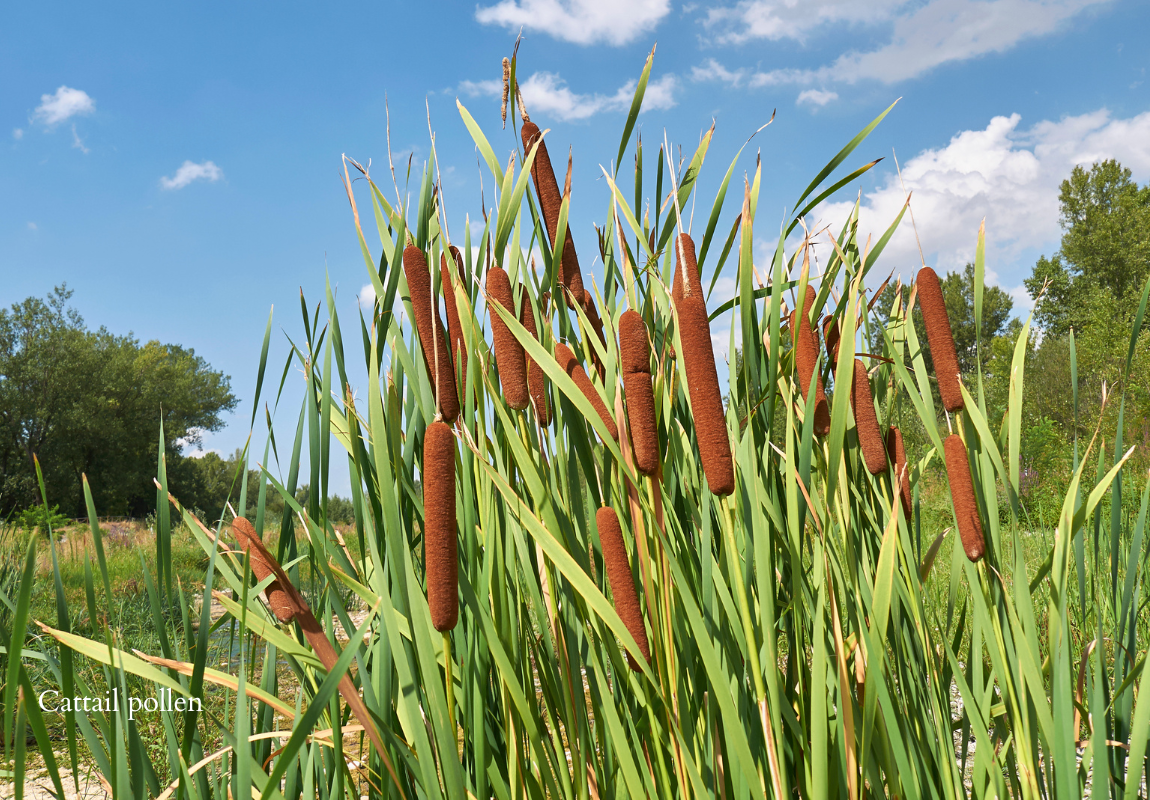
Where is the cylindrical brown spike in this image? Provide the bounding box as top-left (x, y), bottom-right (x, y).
top-left (424, 420), bottom-right (459, 631)
top-left (519, 289), bottom-right (552, 426)
top-left (886, 426), bottom-right (912, 521)
top-left (579, 289), bottom-right (608, 379)
top-left (554, 343), bottom-right (618, 441)
top-left (672, 232), bottom-right (703, 307)
top-left (487, 266), bottom-right (530, 410)
top-left (823, 315), bottom-right (841, 364)
top-left (595, 507), bottom-right (650, 669)
top-left (619, 309), bottom-right (658, 476)
top-left (675, 235), bottom-right (734, 496)
top-left (850, 360), bottom-right (887, 474)
top-left (791, 287), bottom-right (830, 436)
top-left (917, 267), bottom-right (964, 413)
top-left (944, 434), bottom-right (985, 562)
top-left (232, 517), bottom-right (297, 624)
top-left (404, 245), bottom-right (460, 422)
top-left (521, 121), bottom-right (584, 305)
top-left (440, 247), bottom-right (468, 396)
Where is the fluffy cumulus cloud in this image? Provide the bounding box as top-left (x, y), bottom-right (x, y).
top-left (699, 0), bottom-right (1107, 85)
top-left (160, 160), bottom-right (224, 190)
top-left (814, 108), bottom-right (1150, 308)
top-left (796, 89), bottom-right (838, 108)
top-left (33, 86), bottom-right (96, 126)
top-left (461, 71), bottom-right (676, 122)
top-left (475, 0), bottom-right (670, 46)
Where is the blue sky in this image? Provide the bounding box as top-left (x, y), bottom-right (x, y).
top-left (4, 0), bottom-right (1149, 496)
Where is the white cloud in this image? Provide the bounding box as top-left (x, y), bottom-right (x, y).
top-left (71, 124), bottom-right (89, 154)
top-left (27, 222), bottom-right (37, 231)
top-left (796, 89), bottom-right (838, 108)
top-left (815, 108), bottom-right (1150, 307)
top-left (359, 283), bottom-right (377, 311)
top-left (691, 58), bottom-right (748, 87)
top-left (475, 0), bottom-right (670, 46)
top-left (33, 86), bottom-right (95, 126)
top-left (13, 128), bottom-right (23, 140)
top-left (702, 0), bottom-right (1107, 84)
top-left (160, 160), bottom-right (223, 190)
top-left (462, 71), bottom-right (676, 122)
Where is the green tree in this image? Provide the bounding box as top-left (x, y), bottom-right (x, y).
top-left (0, 286), bottom-right (236, 516)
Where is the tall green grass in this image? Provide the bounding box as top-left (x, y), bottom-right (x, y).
top-left (3, 49), bottom-right (1150, 799)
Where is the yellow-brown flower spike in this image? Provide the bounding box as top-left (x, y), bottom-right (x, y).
top-left (619, 309), bottom-right (658, 476)
top-left (423, 420), bottom-right (458, 631)
top-left (917, 267), bottom-right (964, 413)
top-left (596, 507), bottom-right (650, 670)
top-left (944, 434), bottom-right (985, 562)
top-left (486, 266), bottom-right (530, 410)
top-left (404, 245), bottom-right (460, 422)
top-left (554, 342), bottom-right (618, 441)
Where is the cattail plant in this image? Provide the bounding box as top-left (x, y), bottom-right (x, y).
top-left (850, 359), bottom-right (887, 474)
top-left (791, 286), bottom-right (831, 436)
top-left (823, 315), bottom-right (840, 363)
top-left (944, 433), bottom-right (985, 561)
top-left (579, 288), bottom-right (608, 379)
top-left (618, 309), bottom-right (658, 475)
top-left (521, 120), bottom-right (584, 304)
top-left (674, 232), bottom-right (734, 496)
top-left (404, 244), bottom-right (460, 422)
top-left (886, 426), bottom-right (912, 521)
top-left (440, 246), bottom-right (468, 395)
top-left (487, 265), bottom-right (530, 410)
top-left (554, 342), bottom-right (618, 440)
top-left (595, 506), bottom-right (650, 669)
top-left (519, 289), bottom-right (552, 426)
top-left (424, 420), bottom-right (459, 631)
top-left (917, 266), bottom-right (964, 413)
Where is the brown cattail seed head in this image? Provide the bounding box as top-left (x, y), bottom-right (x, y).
top-left (519, 290), bottom-right (552, 426)
top-left (595, 507), bottom-right (650, 669)
top-left (232, 517), bottom-right (298, 624)
top-left (487, 266), bottom-right (530, 410)
top-left (554, 342), bottom-right (618, 440)
top-left (404, 245), bottom-right (460, 422)
top-left (672, 232), bottom-right (703, 305)
top-left (887, 426), bottom-right (912, 521)
top-left (791, 287), bottom-right (830, 436)
top-left (675, 237), bottom-right (734, 496)
top-left (823, 315), bottom-right (841, 364)
top-left (619, 309), bottom-right (658, 476)
top-left (944, 434), bottom-right (985, 562)
top-left (917, 267), bottom-right (964, 413)
top-left (424, 421), bottom-right (459, 631)
top-left (579, 289), bottom-right (608, 379)
top-left (521, 121), bottom-right (584, 304)
top-left (440, 247), bottom-right (468, 395)
top-left (850, 359), bottom-right (887, 474)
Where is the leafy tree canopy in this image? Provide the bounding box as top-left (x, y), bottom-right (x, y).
top-left (0, 285), bottom-right (236, 517)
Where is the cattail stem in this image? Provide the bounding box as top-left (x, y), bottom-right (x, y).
top-left (487, 266), bottom-right (530, 410)
top-left (675, 233), bottom-right (734, 496)
top-left (424, 420), bottom-right (459, 630)
top-left (619, 309), bottom-right (658, 476)
top-left (944, 433), bottom-right (985, 561)
top-left (443, 631), bottom-right (456, 731)
top-left (554, 343), bottom-right (618, 440)
top-left (917, 267), bottom-right (965, 412)
top-left (596, 507), bottom-right (650, 669)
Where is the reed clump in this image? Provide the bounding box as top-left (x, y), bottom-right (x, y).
top-left (619, 309), bottom-right (658, 476)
